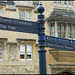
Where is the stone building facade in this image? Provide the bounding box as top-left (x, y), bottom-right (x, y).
top-left (0, 1), bottom-right (39, 74)
top-left (0, 1), bottom-right (75, 74)
top-left (43, 1), bottom-right (75, 74)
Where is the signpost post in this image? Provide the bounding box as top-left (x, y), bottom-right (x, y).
top-left (37, 3), bottom-right (47, 74)
top-left (37, 3), bottom-right (75, 74)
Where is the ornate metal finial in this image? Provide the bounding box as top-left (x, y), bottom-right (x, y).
top-left (37, 2), bottom-right (45, 13)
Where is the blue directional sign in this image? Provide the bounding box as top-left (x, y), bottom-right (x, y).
top-left (0, 17), bottom-right (38, 34)
top-left (45, 36), bottom-right (75, 45)
top-left (45, 41), bottom-right (74, 51)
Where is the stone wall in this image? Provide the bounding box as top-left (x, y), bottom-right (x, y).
top-left (0, 39), bottom-right (39, 74)
top-left (49, 64), bottom-right (75, 74)
top-left (0, 65), bottom-right (39, 74)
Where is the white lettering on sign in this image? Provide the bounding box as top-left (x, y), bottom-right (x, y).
top-left (46, 36), bottom-right (75, 45)
top-left (8, 26), bottom-right (16, 30)
top-left (55, 44), bottom-right (64, 48)
top-left (65, 46), bottom-right (73, 50)
top-left (0, 17), bottom-right (12, 23)
top-left (46, 42), bottom-right (54, 47)
top-left (47, 37), bottom-right (57, 41)
top-left (58, 38), bottom-right (70, 43)
top-left (0, 24), bottom-right (6, 29)
top-left (45, 42), bottom-right (74, 51)
top-left (70, 41), bottom-right (75, 45)
top-left (0, 24), bottom-right (16, 30)
top-left (13, 20), bottom-right (32, 25)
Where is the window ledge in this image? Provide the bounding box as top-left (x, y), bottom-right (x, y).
top-left (68, 5), bottom-right (73, 8)
top-left (58, 5), bottom-right (63, 7)
top-left (54, 4), bottom-right (57, 6)
top-left (20, 59), bottom-right (25, 61)
top-left (64, 5), bottom-right (67, 7)
top-left (27, 59), bottom-right (32, 61)
top-left (58, 4), bottom-right (62, 6)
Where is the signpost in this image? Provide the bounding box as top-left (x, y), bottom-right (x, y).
top-left (36, 3), bottom-right (75, 73)
top-left (45, 41), bottom-right (74, 51)
top-left (37, 3), bottom-right (47, 74)
top-left (0, 16), bottom-right (38, 34)
top-left (46, 35), bottom-right (75, 45)
top-left (0, 2), bottom-right (75, 74)
top-left (39, 35), bottom-right (75, 51)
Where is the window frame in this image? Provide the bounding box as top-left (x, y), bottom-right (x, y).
top-left (57, 25), bottom-right (61, 37)
top-left (62, 25), bottom-right (65, 38)
top-left (20, 44), bottom-right (32, 61)
top-left (26, 11), bottom-right (30, 21)
top-left (68, 25), bottom-right (72, 39)
top-left (54, 0), bottom-right (57, 5)
top-left (19, 11), bottom-right (24, 20)
top-left (51, 25), bottom-right (55, 37)
top-left (58, 0), bottom-right (62, 6)
top-left (68, 0), bottom-right (72, 6)
top-left (73, 25), bottom-right (75, 40)
top-left (20, 44), bottom-right (25, 60)
top-left (50, 24), bottom-right (66, 38)
top-left (64, 0), bottom-right (67, 6)
top-left (27, 45), bottom-right (32, 60)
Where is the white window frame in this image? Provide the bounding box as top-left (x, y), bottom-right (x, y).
top-left (68, 25), bottom-right (72, 39)
top-left (20, 44), bottom-right (25, 60)
top-left (51, 25), bottom-right (55, 37)
top-left (73, 26), bottom-right (75, 40)
top-left (27, 53), bottom-right (32, 61)
top-left (62, 25), bottom-right (65, 38)
top-left (64, 0), bottom-right (67, 6)
top-left (0, 9), bottom-right (2, 16)
top-left (57, 25), bottom-right (61, 37)
top-left (58, 0), bottom-right (61, 6)
top-left (54, 0), bottom-right (57, 5)
top-left (27, 45), bottom-right (32, 61)
top-left (26, 11), bottom-right (30, 21)
top-left (0, 43), bottom-right (3, 61)
top-left (68, 0), bottom-right (72, 6)
top-left (19, 11), bottom-right (24, 20)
